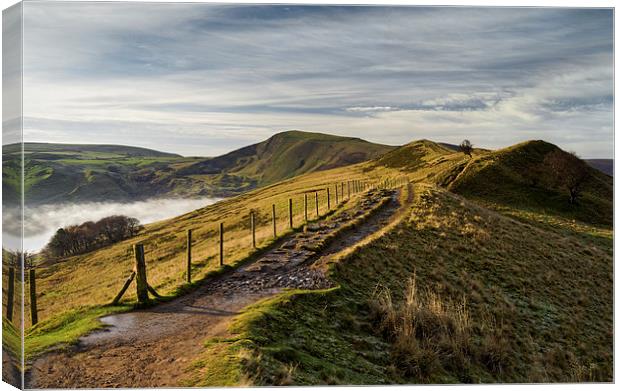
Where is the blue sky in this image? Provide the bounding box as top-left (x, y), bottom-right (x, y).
top-left (11, 3), bottom-right (614, 157)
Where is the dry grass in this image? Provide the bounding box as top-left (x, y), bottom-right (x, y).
top-left (21, 160), bottom-right (407, 359)
top-left (223, 183), bottom-right (612, 384)
top-left (369, 274), bottom-right (506, 381)
top-left (10, 138), bottom-right (612, 384)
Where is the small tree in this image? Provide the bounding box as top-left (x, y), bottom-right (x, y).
top-left (459, 140), bottom-right (473, 157)
top-left (543, 150), bottom-right (589, 204)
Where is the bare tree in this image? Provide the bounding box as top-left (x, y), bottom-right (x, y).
top-left (543, 150), bottom-right (590, 204)
top-left (459, 140), bottom-right (473, 157)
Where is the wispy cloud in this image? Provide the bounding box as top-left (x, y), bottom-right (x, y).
top-left (18, 3), bottom-right (613, 157)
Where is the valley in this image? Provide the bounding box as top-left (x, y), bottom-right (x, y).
top-left (2, 131), bottom-right (394, 206)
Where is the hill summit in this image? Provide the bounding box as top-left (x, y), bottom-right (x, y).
top-left (444, 140), bottom-right (613, 225)
top-left (177, 130), bottom-right (394, 184)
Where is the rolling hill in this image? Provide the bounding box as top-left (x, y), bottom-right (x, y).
top-left (177, 130), bottom-right (393, 184)
top-left (2, 142), bottom-right (182, 158)
top-left (229, 182), bottom-right (611, 384)
top-left (4, 137), bottom-right (612, 385)
top-left (211, 140), bottom-right (612, 384)
top-left (443, 140), bottom-right (613, 226)
top-left (2, 131), bottom-right (394, 206)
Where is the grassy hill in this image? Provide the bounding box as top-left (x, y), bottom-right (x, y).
top-left (2, 142), bottom-right (182, 158)
top-left (2, 143), bottom-right (201, 205)
top-left (5, 137), bottom-right (612, 384)
top-left (443, 140), bottom-right (613, 226)
top-left (183, 140), bottom-right (612, 385)
top-left (177, 131), bottom-right (394, 184)
top-left (20, 161), bottom-right (400, 359)
top-left (214, 183), bottom-right (611, 384)
top-left (2, 132), bottom-right (393, 206)
top-left (375, 139), bottom-right (455, 171)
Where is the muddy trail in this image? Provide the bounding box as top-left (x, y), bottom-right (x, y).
top-left (27, 188), bottom-right (404, 388)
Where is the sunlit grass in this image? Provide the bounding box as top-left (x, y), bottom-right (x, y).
top-left (21, 162), bottom-right (406, 358)
top-left (207, 183), bottom-right (612, 384)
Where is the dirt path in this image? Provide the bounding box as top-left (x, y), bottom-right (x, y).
top-left (2, 349), bottom-right (22, 389)
top-left (26, 188), bottom-right (404, 388)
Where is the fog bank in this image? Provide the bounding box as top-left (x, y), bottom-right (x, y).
top-left (2, 197), bottom-right (220, 252)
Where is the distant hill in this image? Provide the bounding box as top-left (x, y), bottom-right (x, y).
top-left (2, 131), bottom-right (394, 205)
top-left (376, 139), bottom-right (455, 170)
top-left (3, 142), bottom-right (182, 158)
top-left (438, 142), bottom-right (459, 151)
top-left (585, 159), bottom-right (613, 176)
top-left (179, 131), bottom-right (393, 185)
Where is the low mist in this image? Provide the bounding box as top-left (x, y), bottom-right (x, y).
top-left (2, 197), bottom-right (221, 252)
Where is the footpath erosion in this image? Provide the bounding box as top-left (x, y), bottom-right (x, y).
top-left (27, 187), bottom-right (406, 388)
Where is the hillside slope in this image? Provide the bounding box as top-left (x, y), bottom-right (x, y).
top-left (177, 131), bottom-right (394, 184)
top-left (209, 184), bottom-right (612, 384)
top-left (2, 132), bottom-right (393, 205)
top-left (10, 137), bottom-right (612, 386)
top-left (443, 141), bottom-right (613, 226)
top-left (2, 143), bottom-right (195, 205)
top-left (191, 140), bottom-right (612, 385)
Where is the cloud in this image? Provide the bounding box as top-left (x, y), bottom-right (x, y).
top-left (346, 106), bottom-right (400, 113)
top-left (18, 4), bottom-right (613, 157)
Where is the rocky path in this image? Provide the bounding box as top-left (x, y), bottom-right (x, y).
top-left (26, 188), bottom-right (403, 388)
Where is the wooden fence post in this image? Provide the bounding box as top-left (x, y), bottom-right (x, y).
top-left (112, 271), bottom-right (136, 305)
top-left (29, 268), bottom-right (38, 325)
top-left (219, 222), bottom-right (225, 266)
top-left (347, 181), bottom-right (351, 198)
top-left (327, 188), bottom-right (331, 209)
top-left (304, 193), bottom-right (308, 222)
top-left (288, 198), bottom-right (293, 228)
top-left (315, 191), bottom-right (319, 217)
top-left (134, 244), bottom-right (149, 304)
top-left (272, 204), bottom-right (277, 238)
top-left (335, 184), bottom-right (339, 204)
top-left (341, 182), bottom-right (344, 200)
top-left (6, 266), bottom-right (14, 322)
top-left (250, 211), bottom-right (256, 248)
top-left (186, 229), bottom-right (192, 283)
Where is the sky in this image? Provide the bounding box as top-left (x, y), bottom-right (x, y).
top-left (7, 2), bottom-right (614, 157)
